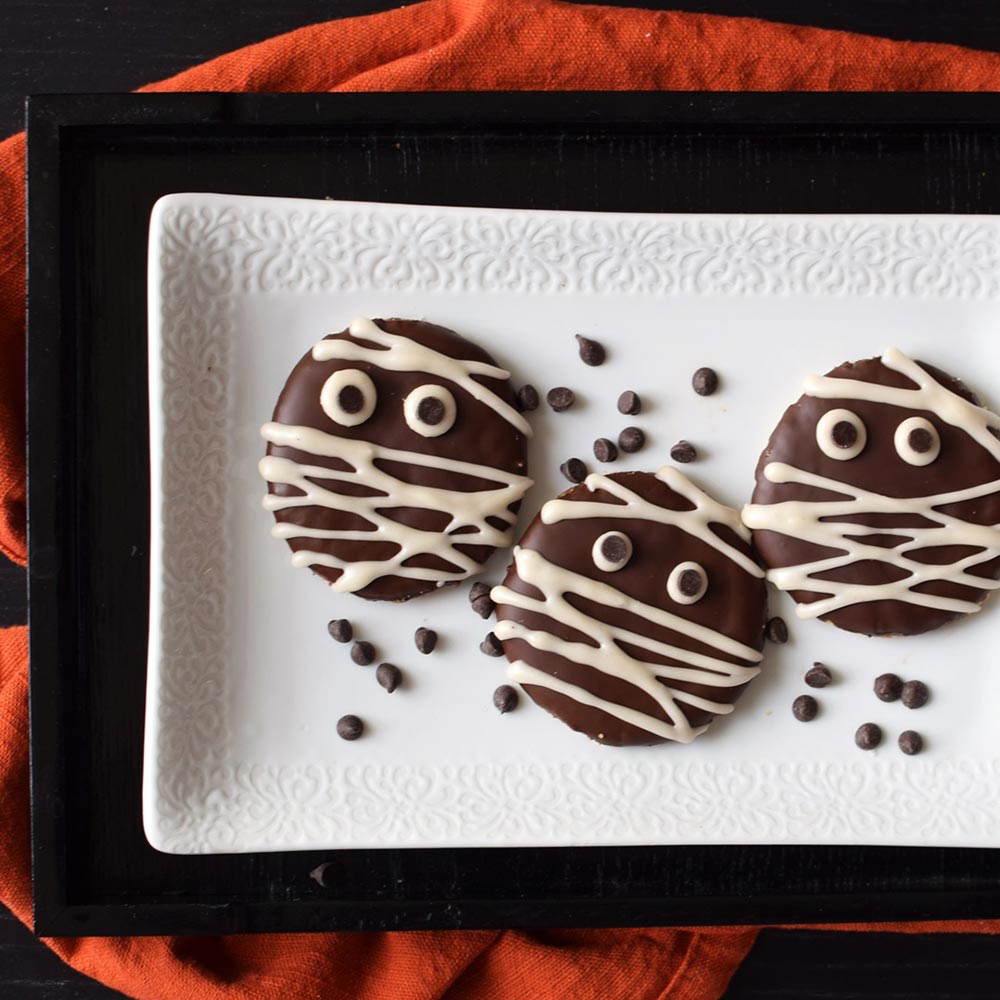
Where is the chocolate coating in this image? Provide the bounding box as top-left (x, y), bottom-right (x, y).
top-left (750, 356), bottom-right (1000, 636)
top-left (495, 471), bottom-right (767, 747)
top-left (264, 319), bottom-right (529, 601)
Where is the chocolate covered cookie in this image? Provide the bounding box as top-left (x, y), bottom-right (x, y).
top-left (491, 468), bottom-right (767, 746)
top-left (259, 317), bottom-right (532, 601)
top-left (743, 348), bottom-right (1000, 636)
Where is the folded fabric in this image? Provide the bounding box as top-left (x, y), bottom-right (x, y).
top-left (4, 1), bottom-right (1000, 997)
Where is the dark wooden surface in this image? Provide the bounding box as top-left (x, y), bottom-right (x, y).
top-left (9, 1), bottom-right (1000, 998)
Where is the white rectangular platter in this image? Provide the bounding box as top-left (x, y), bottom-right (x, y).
top-left (145, 193), bottom-right (1000, 853)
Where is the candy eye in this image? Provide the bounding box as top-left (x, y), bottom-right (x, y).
top-left (592, 531), bottom-right (632, 572)
top-left (404, 384), bottom-right (457, 437)
top-left (320, 368), bottom-right (376, 426)
top-left (894, 416), bottom-right (940, 466)
top-left (667, 562), bottom-right (707, 605)
top-left (816, 408), bottom-right (867, 461)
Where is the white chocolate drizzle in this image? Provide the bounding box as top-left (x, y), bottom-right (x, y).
top-left (260, 421), bottom-right (532, 592)
top-left (312, 317), bottom-right (532, 436)
top-left (541, 466), bottom-right (764, 579)
top-left (491, 469), bottom-right (764, 745)
top-left (742, 347), bottom-right (1000, 620)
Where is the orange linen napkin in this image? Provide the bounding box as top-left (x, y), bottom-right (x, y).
top-left (5, 2), bottom-right (1000, 997)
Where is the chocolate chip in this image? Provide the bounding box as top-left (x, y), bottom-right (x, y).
top-left (338, 385), bottom-right (365, 414)
top-left (855, 722), bottom-right (882, 750)
top-left (376, 662), bottom-right (402, 693)
top-left (350, 641), bottom-right (375, 666)
top-left (593, 437), bottom-right (618, 463)
top-left (792, 694), bottom-right (818, 722)
top-left (336, 714), bottom-right (364, 741)
top-left (471, 596), bottom-right (495, 619)
top-left (470, 582), bottom-right (496, 617)
top-left (832, 420), bottom-right (858, 449)
top-left (618, 427), bottom-right (645, 453)
top-left (617, 390), bottom-right (641, 415)
top-left (601, 534), bottom-right (629, 564)
top-left (417, 396), bottom-right (445, 425)
top-left (575, 334), bottom-right (606, 366)
top-left (547, 387), bottom-right (576, 412)
top-left (309, 862), bottom-right (334, 887)
top-left (873, 672), bottom-right (903, 702)
top-left (679, 568), bottom-right (703, 597)
top-left (670, 439), bottom-right (696, 463)
top-left (765, 616), bottom-right (788, 644)
top-left (414, 627), bottom-right (437, 654)
top-left (901, 680), bottom-right (929, 709)
top-left (516, 384), bottom-right (540, 412)
top-left (560, 458), bottom-right (587, 483)
top-left (908, 427), bottom-right (933, 453)
top-left (327, 618), bottom-right (353, 643)
top-left (898, 730), bottom-right (924, 755)
top-left (480, 632), bottom-right (504, 657)
top-left (493, 685), bottom-right (519, 714)
top-left (692, 367), bottom-right (719, 396)
top-left (804, 662), bottom-right (832, 688)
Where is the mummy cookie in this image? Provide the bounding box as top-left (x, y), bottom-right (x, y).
top-left (743, 348), bottom-right (1000, 636)
top-left (260, 317), bottom-right (532, 601)
top-left (491, 469), bottom-right (767, 746)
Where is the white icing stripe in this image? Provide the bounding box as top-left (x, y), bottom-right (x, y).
top-left (260, 421), bottom-right (532, 592)
top-left (492, 543), bottom-right (761, 745)
top-left (541, 467), bottom-right (764, 579)
top-left (804, 346), bottom-right (1000, 462)
top-left (311, 317), bottom-right (532, 437)
top-left (507, 661), bottom-right (710, 745)
top-left (741, 347), bottom-right (1000, 621)
top-left (743, 462), bottom-right (1000, 619)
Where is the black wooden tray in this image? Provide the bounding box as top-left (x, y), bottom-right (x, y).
top-left (27, 91), bottom-right (1000, 937)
